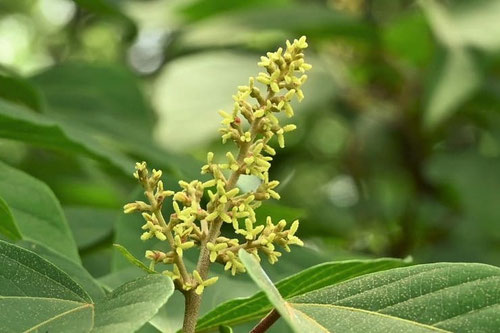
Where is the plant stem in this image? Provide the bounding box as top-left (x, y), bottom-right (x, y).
top-left (250, 309), bottom-right (280, 333)
top-left (182, 289), bottom-right (200, 333)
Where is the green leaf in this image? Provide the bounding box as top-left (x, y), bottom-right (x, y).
top-left (196, 252), bottom-right (408, 331)
top-left (0, 240), bottom-right (175, 332)
top-left (32, 63), bottom-right (155, 148)
top-left (0, 240), bottom-right (94, 332)
top-left (424, 48), bottom-right (481, 127)
top-left (137, 322), bottom-right (162, 333)
top-left (113, 243), bottom-right (156, 274)
top-left (0, 98), bottom-right (133, 174)
top-left (0, 240), bottom-right (91, 302)
top-left (0, 298), bottom-right (94, 333)
top-left (0, 160), bottom-right (80, 262)
top-left (288, 304), bottom-right (445, 333)
top-left (92, 274), bottom-right (174, 333)
top-left (20, 241), bottom-right (106, 302)
top-left (292, 263), bottom-right (500, 332)
top-left (65, 206), bottom-right (117, 250)
top-left (31, 63), bottom-right (198, 179)
top-left (0, 69), bottom-right (44, 112)
top-left (0, 195), bottom-right (21, 240)
top-left (242, 254), bottom-right (500, 333)
top-left (238, 249), bottom-right (323, 332)
top-left (98, 266), bottom-right (145, 291)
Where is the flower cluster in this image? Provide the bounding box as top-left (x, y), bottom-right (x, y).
top-left (123, 36), bottom-right (311, 294)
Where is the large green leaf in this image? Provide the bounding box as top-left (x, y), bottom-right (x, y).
top-left (92, 274), bottom-right (174, 333)
top-left (0, 195), bottom-right (21, 240)
top-left (241, 252), bottom-right (500, 333)
top-left (31, 63), bottom-right (199, 180)
top-left (0, 98), bottom-right (133, 174)
top-left (0, 240), bottom-right (175, 332)
top-left (292, 263), bottom-right (500, 332)
top-left (196, 254), bottom-right (408, 331)
top-left (20, 241), bottom-right (106, 302)
top-left (0, 298), bottom-right (94, 333)
top-left (32, 63), bottom-right (155, 148)
top-left (0, 161), bottom-right (80, 262)
top-left (0, 240), bottom-right (93, 332)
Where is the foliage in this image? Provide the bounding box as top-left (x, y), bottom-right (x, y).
top-left (0, 0), bottom-right (499, 332)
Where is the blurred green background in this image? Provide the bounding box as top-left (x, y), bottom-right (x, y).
top-left (1, 0), bottom-right (500, 330)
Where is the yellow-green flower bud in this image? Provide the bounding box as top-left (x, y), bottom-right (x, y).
top-left (174, 235), bottom-right (195, 257)
top-left (244, 156), bottom-right (254, 165)
top-left (296, 89), bottom-right (305, 102)
top-left (290, 220), bottom-right (299, 235)
top-left (207, 241), bottom-right (228, 262)
top-left (270, 82), bottom-right (280, 93)
top-left (283, 124), bottom-right (297, 132)
top-left (155, 230), bottom-right (167, 241)
top-left (254, 108), bottom-right (265, 118)
top-left (162, 264), bottom-right (181, 281)
top-left (193, 270), bottom-right (219, 295)
top-left (203, 179), bottom-right (216, 188)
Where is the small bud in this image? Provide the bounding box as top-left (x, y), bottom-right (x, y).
top-left (270, 82), bottom-right (280, 93)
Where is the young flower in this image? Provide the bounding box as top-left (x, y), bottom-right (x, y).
top-left (193, 270), bottom-right (219, 295)
top-left (207, 242), bottom-right (228, 262)
top-left (174, 235), bottom-right (195, 258)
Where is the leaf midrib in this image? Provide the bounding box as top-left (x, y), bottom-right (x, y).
top-left (23, 303), bottom-right (94, 333)
top-left (291, 302), bottom-right (451, 332)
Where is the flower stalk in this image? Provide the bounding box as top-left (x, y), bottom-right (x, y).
top-left (123, 36), bottom-right (311, 333)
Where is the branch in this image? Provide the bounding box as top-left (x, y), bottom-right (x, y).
top-left (250, 309), bottom-right (281, 333)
